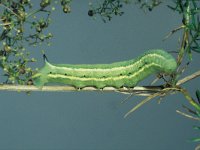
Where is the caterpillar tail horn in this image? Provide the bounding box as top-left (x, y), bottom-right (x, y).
top-left (43, 54), bottom-right (49, 63)
top-left (32, 54), bottom-right (50, 88)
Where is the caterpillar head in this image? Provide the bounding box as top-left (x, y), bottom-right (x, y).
top-left (163, 56), bottom-right (177, 74)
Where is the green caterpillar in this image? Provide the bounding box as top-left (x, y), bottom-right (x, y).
top-left (32, 49), bottom-right (177, 89)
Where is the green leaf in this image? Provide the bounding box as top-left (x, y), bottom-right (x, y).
top-left (191, 137), bottom-right (200, 142)
top-left (191, 47), bottom-right (200, 53)
top-left (182, 105), bottom-right (198, 116)
top-left (191, 0), bottom-right (197, 9)
top-left (167, 5), bottom-right (177, 11)
top-left (193, 126), bottom-right (200, 130)
top-left (196, 90), bottom-right (200, 103)
top-left (192, 13), bottom-right (197, 30)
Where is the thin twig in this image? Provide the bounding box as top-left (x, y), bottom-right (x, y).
top-left (163, 25), bottom-right (185, 41)
top-left (176, 110), bottom-right (200, 121)
top-left (124, 92), bottom-right (162, 118)
top-left (177, 70), bottom-right (200, 85)
top-left (0, 4), bottom-right (20, 18)
top-left (195, 144), bottom-right (200, 150)
top-left (180, 88), bottom-right (200, 112)
top-left (0, 22), bottom-right (12, 26)
top-left (120, 93), bottom-right (134, 104)
top-left (0, 84), bottom-right (163, 95)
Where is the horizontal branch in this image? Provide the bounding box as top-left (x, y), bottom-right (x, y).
top-left (0, 70), bottom-right (199, 95)
top-left (0, 84), bottom-right (163, 96)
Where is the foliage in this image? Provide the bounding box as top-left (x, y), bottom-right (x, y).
top-left (167, 0), bottom-right (200, 57)
top-left (0, 0), bottom-right (72, 85)
top-left (181, 90), bottom-right (200, 147)
top-left (166, 2), bottom-right (200, 147)
top-left (88, 0), bottom-right (162, 22)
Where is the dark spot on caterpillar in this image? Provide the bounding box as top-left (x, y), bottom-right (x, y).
top-left (76, 87), bottom-right (82, 90)
top-left (49, 72), bottom-right (52, 74)
top-left (83, 75), bottom-right (86, 77)
top-left (128, 72), bottom-right (131, 76)
top-left (64, 73), bottom-right (67, 76)
top-left (119, 74), bottom-right (123, 76)
top-left (102, 76), bottom-right (106, 78)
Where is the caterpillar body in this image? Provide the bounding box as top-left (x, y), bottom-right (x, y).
top-left (32, 49), bottom-right (177, 89)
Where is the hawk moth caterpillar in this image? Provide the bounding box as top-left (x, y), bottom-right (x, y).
top-left (32, 49), bottom-right (177, 89)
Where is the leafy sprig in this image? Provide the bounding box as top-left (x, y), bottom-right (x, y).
top-left (88, 0), bottom-right (163, 22)
top-left (0, 0), bottom-right (72, 85)
top-left (168, 0), bottom-right (200, 55)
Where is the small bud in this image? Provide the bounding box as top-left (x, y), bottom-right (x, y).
top-left (48, 33), bottom-right (53, 37)
top-left (36, 26), bottom-right (42, 32)
top-left (88, 10), bottom-right (94, 16)
top-left (18, 10), bottom-right (26, 21)
top-left (61, 0), bottom-right (67, 6)
top-left (63, 5), bottom-right (71, 13)
top-left (20, 0), bottom-right (29, 4)
top-left (17, 27), bottom-right (24, 33)
top-left (19, 68), bottom-right (26, 74)
top-left (4, 45), bottom-right (11, 53)
top-left (40, 0), bottom-right (51, 8)
top-left (39, 21), bottom-right (47, 28)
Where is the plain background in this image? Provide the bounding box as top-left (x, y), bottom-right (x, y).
top-left (0, 1), bottom-right (200, 150)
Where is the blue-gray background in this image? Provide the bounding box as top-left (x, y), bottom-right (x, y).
top-left (0, 1), bottom-right (199, 150)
